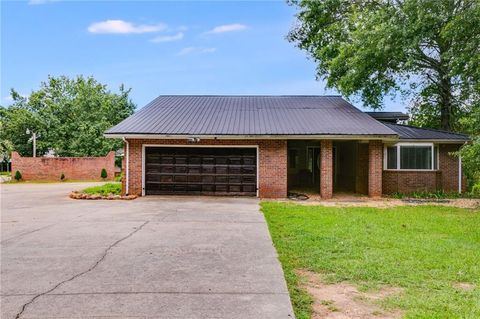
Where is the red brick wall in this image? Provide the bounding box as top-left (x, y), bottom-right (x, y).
top-left (382, 143), bottom-right (466, 194)
top-left (11, 151), bottom-right (115, 181)
top-left (368, 141), bottom-right (383, 197)
top-left (124, 139), bottom-right (287, 198)
top-left (320, 140), bottom-right (333, 199)
top-left (355, 143), bottom-right (369, 195)
top-left (383, 171), bottom-right (442, 194)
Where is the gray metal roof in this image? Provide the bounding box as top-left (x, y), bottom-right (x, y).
top-left (105, 95), bottom-right (397, 136)
top-left (365, 111), bottom-right (409, 121)
top-left (383, 122), bottom-right (469, 141)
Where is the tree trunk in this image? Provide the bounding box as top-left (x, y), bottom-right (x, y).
top-left (439, 76), bottom-right (453, 131)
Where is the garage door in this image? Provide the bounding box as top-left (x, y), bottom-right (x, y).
top-left (145, 147), bottom-right (257, 196)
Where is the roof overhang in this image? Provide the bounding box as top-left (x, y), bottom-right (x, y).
top-left (104, 133), bottom-right (399, 141)
top-left (391, 139), bottom-right (469, 144)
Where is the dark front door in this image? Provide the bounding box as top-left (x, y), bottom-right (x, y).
top-left (145, 147), bottom-right (257, 196)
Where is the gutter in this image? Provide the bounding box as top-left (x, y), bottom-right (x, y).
top-left (122, 137), bottom-right (129, 195)
top-left (105, 133), bottom-right (399, 141)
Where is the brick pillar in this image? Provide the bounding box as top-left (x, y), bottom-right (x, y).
top-left (320, 140), bottom-right (333, 199)
top-left (368, 140), bottom-right (383, 197)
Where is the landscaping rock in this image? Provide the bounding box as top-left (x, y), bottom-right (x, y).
top-left (69, 191), bottom-right (137, 201)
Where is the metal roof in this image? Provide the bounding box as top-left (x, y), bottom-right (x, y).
top-left (382, 122), bottom-right (469, 141)
top-left (365, 111), bottom-right (409, 121)
top-left (105, 95), bottom-right (397, 136)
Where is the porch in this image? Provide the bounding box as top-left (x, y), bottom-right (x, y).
top-left (287, 140), bottom-right (382, 198)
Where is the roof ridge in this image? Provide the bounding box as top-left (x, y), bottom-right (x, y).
top-left (154, 94), bottom-right (344, 97)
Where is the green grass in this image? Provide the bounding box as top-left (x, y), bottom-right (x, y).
top-left (81, 182), bottom-right (121, 196)
top-left (0, 171), bottom-right (11, 176)
top-left (261, 202), bottom-right (480, 319)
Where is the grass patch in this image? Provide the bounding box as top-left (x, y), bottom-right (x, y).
top-left (261, 202), bottom-right (480, 319)
top-left (81, 182), bottom-right (121, 196)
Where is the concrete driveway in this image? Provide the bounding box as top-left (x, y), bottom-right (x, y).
top-left (1, 183), bottom-right (294, 319)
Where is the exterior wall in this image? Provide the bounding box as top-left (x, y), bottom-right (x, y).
top-left (11, 151), bottom-right (115, 181)
top-left (124, 139), bottom-right (287, 198)
top-left (355, 143), bottom-right (369, 195)
top-left (383, 171), bottom-right (441, 194)
top-left (320, 140), bottom-right (333, 199)
top-left (368, 140), bottom-right (383, 197)
top-left (382, 143), bottom-right (466, 194)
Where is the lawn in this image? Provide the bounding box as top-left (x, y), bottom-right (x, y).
top-left (81, 182), bottom-right (121, 196)
top-left (261, 203), bottom-right (480, 319)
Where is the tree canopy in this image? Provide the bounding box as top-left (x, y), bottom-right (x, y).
top-left (288, 0), bottom-right (480, 131)
top-left (0, 75), bottom-right (135, 157)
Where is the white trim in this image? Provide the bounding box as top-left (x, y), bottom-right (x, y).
top-left (122, 138), bottom-right (129, 195)
top-left (141, 144), bottom-right (259, 197)
top-left (458, 154), bottom-right (462, 193)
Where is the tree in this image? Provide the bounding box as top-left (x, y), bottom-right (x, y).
top-left (0, 75), bottom-right (135, 157)
top-left (288, 0), bottom-right (480, 131)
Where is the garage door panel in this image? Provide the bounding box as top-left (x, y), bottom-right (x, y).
top-left (145, 147), bottom-right (257, 196)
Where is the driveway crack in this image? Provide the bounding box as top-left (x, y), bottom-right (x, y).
top-left (14, 221), bottom-right (149, 319)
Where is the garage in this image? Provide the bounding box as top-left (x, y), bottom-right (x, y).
top-left (144, 146), bottom-right (257, 196)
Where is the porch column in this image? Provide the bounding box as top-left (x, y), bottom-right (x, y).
top-left (320, 140), bottom-right (333, 199)
top-left (368, 140), bottom-right (383, 197)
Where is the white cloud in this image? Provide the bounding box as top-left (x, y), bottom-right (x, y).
top-left (178, 47), bottom-right (217, 56)
top-left (150, 32), bottom-right (184, 43)
top-left (28, 0), bottom-right (58, 4)
top-left (206, 23), bottom-right (247, 34)
top-left (88, 20), bottom-right (166, 34)
top-left (3, 95), bottom-right (13, 103)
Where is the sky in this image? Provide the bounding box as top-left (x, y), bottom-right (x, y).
top-left (1, 0), bottom-right (404, 112)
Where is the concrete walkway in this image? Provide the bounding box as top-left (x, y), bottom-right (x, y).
top-left (1, 183), bottom-right (294, 318)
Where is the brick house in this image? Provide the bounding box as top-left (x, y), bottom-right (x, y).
top-left (105, 96), bottom-right (469, 198)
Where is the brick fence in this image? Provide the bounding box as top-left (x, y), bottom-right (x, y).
top-left (11, 151), bottom-right (115, 181)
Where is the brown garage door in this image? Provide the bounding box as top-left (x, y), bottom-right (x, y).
top-left (145, 147), bottom-right (257, 196)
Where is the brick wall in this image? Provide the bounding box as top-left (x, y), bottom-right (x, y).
top-left (320, 140), bottom-right (333, 199)
top-left (383, 171), bottom-right (441, 194)
top-left (382, 143), bottom-right (466, 194)
top-left (368, 140), bottom-right (383, 197)
top-left (124, 139), bottom-right (287, 198)
top-left (11, 151), bottom-right (115, 181)
top-left (355, 143), bottom-right (369, 195)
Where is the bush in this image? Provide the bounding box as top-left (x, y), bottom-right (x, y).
top-left (60, 173), bottom-right (65, 181)
top-left (82, 183), bottom-right (121, 196)
top-left (14, 170), bottom-right (22, 181)
top-left (472, 183), bottom-right (480, 196)
top-left (100, 168), bottom-right (107, 179)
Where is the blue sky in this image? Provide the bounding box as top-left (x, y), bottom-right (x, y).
top-left (1, 0), bottom-right (403, 111)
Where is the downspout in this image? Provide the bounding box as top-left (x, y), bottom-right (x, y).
top-left (122, 137), bottom-right (129, 195)
top-left (458, 154), bottom-right (462, 194)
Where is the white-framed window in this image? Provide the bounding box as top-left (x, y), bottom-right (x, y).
top-left (384, 143), bottom-right (439, 170)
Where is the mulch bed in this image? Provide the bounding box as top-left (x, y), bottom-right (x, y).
top-left (69, 191), bottom-right (137, 200)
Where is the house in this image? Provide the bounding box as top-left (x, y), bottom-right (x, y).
top-left (105, 95), bottom-right (469, 198)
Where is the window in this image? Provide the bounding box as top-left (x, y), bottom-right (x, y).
top-left (386, 146), bottom-right (397, 169)
top-left (385, 143), bottom-right (436, 170)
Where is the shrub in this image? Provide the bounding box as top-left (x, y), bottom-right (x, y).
top-left (472, 183), bottom-right (480, 196)
top-left (115, 173), bottom-right (122, 182)
top-left (100, 168), bottom-right (107, 179)
top-left (82, 183), bottom-right (121, 196)
top-left (14, 170), bottom-right (22, 181)
top-left (60, 173), bottom-right (65, 181)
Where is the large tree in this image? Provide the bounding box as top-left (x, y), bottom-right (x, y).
top-left (288, 0), bottom-right (480, 131)
top-left (0, 75), bottom-right (135, 157)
